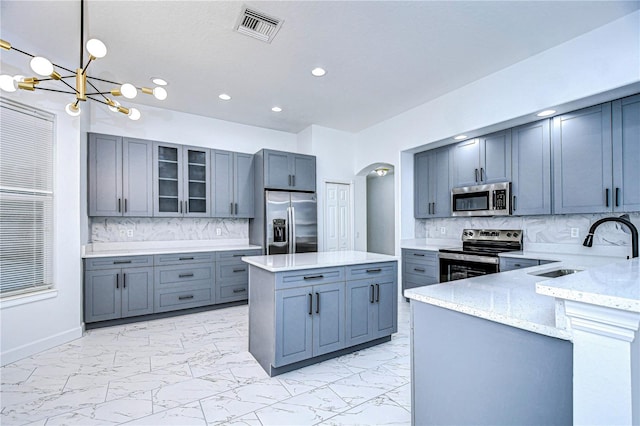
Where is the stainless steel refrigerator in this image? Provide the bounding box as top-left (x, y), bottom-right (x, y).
top-left (265, 190), bottom-right (317, 255)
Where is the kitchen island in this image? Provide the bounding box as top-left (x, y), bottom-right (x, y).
top-left (242, 251), bottom-right (398, 376)
top-left (405, 256), bottom-right (640, 426)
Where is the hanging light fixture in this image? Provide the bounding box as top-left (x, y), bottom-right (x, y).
top-left (0, 1), bottom-right (167, 120)
top-left (374, 167), bottom-right (389, 177)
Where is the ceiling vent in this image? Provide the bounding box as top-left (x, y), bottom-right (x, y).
top-left (235, 6), bottom-right (283, 43)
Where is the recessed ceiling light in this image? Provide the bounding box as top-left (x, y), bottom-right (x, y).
top-left (537, 109), bottom-right (556, 117)
top-left (219, 93), bottom-right (231, 101)
top-left (151, 77), bottom-right (167, 86)
top-left (271, 106), bottom-right (282, 112)
top-left (311, 67), bottom-right (326, 77)
top-left (454, 135), bottom-right (468, 140)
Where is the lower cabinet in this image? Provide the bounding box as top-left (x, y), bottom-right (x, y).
top-left (346, 277), bottom-right (397, 346)
top-left (499, 257), bottom-right (556, 272)
top-left (215, 249), bottom-right (262, 303)
top-left (401, 249), bottom-right (439, 297)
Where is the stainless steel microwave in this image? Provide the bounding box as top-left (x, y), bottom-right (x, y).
top-left (451, 182), bottom-right (511, 216)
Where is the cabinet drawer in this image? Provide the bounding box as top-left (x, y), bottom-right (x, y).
top-left (154, 252), bottom-right (214, 266)
top-left (346, 262), bottom-right (396, 280)
top-left (156, 265), bottom-right (213, 285)
top-left (402, 249), bottom-right (438, 265)
top-left (276, 267), bottom-right (345, 290)
top-left (155, 287), bottom-right (212, 312)
top-left (403, 260), bottom-right (438, 279)
top-left (500, 257), bottom-right (539, 271)
top-left (85, 255), bottom-right (153, 270)
top-left (217, 262), bottom-right (248, 284)
top-left (215, 249), bottom-right (262, 261)
top-left (218, 283), bottom-right (248, 303)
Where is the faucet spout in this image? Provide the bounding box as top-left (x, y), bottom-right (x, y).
top-left (583, 216), bottom-right (639, 258)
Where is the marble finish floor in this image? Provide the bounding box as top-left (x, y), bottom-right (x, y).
top-left (1, 301), bottom-right (411, 425)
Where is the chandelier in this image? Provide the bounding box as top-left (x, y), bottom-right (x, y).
top-left (0, 1), bottom-right (166, 120)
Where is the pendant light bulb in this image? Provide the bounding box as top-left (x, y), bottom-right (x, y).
top-left (107, 99), bottom-right (121, 113)
top-left (0, 74), bottom-right (17, 92)
top-left (128, 108), bottom-right (141, 121)
top-left (65, 103), bottom-right (81, 117)
top-left (30, 56), bottom-right (54, 76)
top-left (86, 39), bottom-right (107, 59)
top-left (120, 83), bottom-right (137, 99)
top-left (153, 87), bottom-right (167, 100)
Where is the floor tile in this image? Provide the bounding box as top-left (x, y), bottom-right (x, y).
top-left (123, 400), bottom-right (206, 425)
top-left (320, 394), bottom-right (410, 425)
top-left (254, 401), bottom-right (337, 425)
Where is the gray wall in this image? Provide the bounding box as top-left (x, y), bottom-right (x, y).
top-left (367, 173), bottom-right (395, 255)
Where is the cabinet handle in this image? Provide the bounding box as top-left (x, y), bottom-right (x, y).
top-left (288, 175), bottom-right (292, 186)
top-left (366, 268), bottom-right (382, 273)
top-left (513, 195), bottom-right (517, 211)
top-left (514, 264), bottom-right (522, 267)
top-left (432, 202), bottom-right (436, 215)
top-left (292, 175), bottom-right (295, 187)
top-left (605, 188), bottom-right (610, 207)
top-left (113, 260), bottom-right (132, 264)
top-left (178, 295), bottom-right (194, 300)
top-left (186, 201), bottom-right (189, 213)
top-left (370, 285), bottom-right (375, 303)
top-left (376, 284), bottom-right (380, 302)
top-left (235, 203), bottom-right (238, 215)
top-left (303, 274), bottom-right (324, 280)
top-left (123, 273), bottom-right (126, 288)
top-left (316, 292), bottom-right (320, 314)
top-left (179, 257), bottom-right (194, 260)
top-left (474, 168), bottom-right (478, 183)
top-left (116, 274), bottom-right (119, 289)
top-left (124, 198), bottom-right (127, 213)
top-left (179, 200), bottom-right (183, 213)
top-left (230, 202), bottom-right (234, 215)
top-left (615, 188), bottom-right (620, 207)
top-left (308, 293), bottom-right (313, 315)
top-left (233, 288), bottom-right (247, 294)
top-left (233, 268), bottom-right (246, 273)
top-left (413, 253), bottom-right (425, 257)
top-left (414, 268), bottom-right (426, 273)
top-left (233, 254), bottom-right (244, 257)
top-left (480, 167), bottom-right (485, 182)
top-left (118, 198), bottom-right (122, 213)
top-left (178, 273), bottom-right (194, 278)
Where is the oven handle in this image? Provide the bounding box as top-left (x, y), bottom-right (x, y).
top-left (438, 252), bottom-right (500, 265)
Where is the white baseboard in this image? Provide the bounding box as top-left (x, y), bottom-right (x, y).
top-left (1, 326), bottom-right (83, 366)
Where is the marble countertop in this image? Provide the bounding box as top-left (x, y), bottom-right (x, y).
top-left (242, 250), bottom-right (398, 272)
top-left (400, 238), bottom-right (461, 251)
top-left (82, 240), bottom-right (262, 258)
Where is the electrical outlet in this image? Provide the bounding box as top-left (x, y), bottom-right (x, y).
top-left (571, 228), bottom-right (579, 238)
top-left (440, 227), bottom-right (446, 235)
top-left (119, 229), bottom-right (126, 237)
top-left (127, 229), bottom-right (133, 237)
top-left (216, 228), bottom-right (222, 236)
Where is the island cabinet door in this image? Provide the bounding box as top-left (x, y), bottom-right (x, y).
top-left (275, 286), bottom-right (314, 367)
top-left (345, 280), bottom-right (375, 346)
top-left (312, 282), bottom-right (345, 357)
top-left (373, 279), bottom-right (397, 338)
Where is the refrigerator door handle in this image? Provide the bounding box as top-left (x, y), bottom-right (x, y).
top-left (286, 206), bottom-right (293, 253)
top-left (290, 206), bottom-right (296, 253)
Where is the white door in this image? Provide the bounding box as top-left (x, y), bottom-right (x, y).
top-left (325, 182), bottom-right (351, 252)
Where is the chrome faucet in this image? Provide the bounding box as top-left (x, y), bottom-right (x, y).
top-left (583, 215), bottom-right (639, 258)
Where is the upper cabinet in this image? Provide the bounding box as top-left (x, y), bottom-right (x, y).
top-left (88, 133), bottom-right (153, 217)
top-left (153, 143), bottom-right (210, 217)
top-left (612, 94), bottom-right (640, 212)
top-left (552, 104), bottom-right (613, 214)
top-left (451, 130), bottom-right (511, 188)
top-left (511, 120), bottom-right (551, 216)
top-left (414, 147), bottom-right (450, 218)
top-left (263, 149), bottom-right (316, 191)
top-left (212, 150), bottom-right (255, 218)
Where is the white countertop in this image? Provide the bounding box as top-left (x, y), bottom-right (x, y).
top-left (400, 238), bottom-right (461, 251)
top-left (405, 254), bottom-right (636, 340)
top-left (242, 250), bottom-right (398, 272)
top-left (82, 240), bottom-right (261, 258)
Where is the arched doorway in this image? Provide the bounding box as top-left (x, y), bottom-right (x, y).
top-left (357, 163), bottom-right (395, 255)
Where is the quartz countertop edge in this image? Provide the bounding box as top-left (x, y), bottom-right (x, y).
top-left (400, 239), bottom-right (461, 251)
top-left (83, 242), bottom-right (262, 258)
top-left (242, 250), bottom-right (398, 272)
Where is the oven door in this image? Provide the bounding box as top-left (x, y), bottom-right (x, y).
top-left (439, 253), bottom-right (499, 283)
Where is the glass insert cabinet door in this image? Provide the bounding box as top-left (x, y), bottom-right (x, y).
top-left (185, 148), bottom-right (209, 215)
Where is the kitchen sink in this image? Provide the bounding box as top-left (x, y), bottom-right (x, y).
top-left (529, 268), bottom-right (583, 278)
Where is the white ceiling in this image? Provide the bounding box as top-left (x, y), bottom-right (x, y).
top-left (1, 1), bottom-right (639, 133)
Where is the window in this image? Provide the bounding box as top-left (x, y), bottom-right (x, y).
top-left (0, 99), bottom-right (54, 297)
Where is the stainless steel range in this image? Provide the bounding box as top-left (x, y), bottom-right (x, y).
top-left (439, 229), bottom-right (523, 282)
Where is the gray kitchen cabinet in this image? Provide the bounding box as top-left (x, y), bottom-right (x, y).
top-left (401, 249), bottom-right (439, 299)
top-left (451, 130), bottom-right (511, 188)
top-left (215, 249), bottom-right (261, 303)
top-left (553, 103), bottom-right (613, 214)
top-left (500, 257), bottom-right (556, 271)
top-left (414, 147), bottom-right (450, 218)
top-left (84, 256), bottom-right (154, 323)
top-left (275, 281), bottom-right (345, 367)
top-left (345, 263), bottom-right (398, 346)
top-left (88, 133), bottom-right (153, 217)
top-left (511, 119), bottom-right (551, 215)
top-left (212, 150), bottom-right (255, 218)
top-left (612, 94), bottom-right (640, 212)
top-left (153, 143), bottom-right (210, 217)
top-left (154, 253), bottom-right (215, 312)
top-left (262, 149), bottom-right (316, 191)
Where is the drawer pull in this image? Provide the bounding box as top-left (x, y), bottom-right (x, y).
top-left (514, 264), bottom-right (522, 267)
top-left (303, 274), bottom-right (324, 280)
top-left (233, 254), bottom-right (244, 257)
top-left (366, 268), bottom-right (382, 273)
top-left (178, 295), bottom-right (194, 300)
top-left (178, 273), bottom-right (194, 278)
top-left (414, 268), bottom-right (426, 273)
top-left (413, 253), bottom-right (425, 257)
top-left (113, 260), bottom-right (132, 264)
top-left (233, 268), bottom-right (246, 273)
top-left (179, 257), bottom-right (194, 261)
top-left (233, 288), bottom-right (247, 294)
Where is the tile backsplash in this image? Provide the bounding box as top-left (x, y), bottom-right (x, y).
top-left (416, 212), bottom-right (640, 247)
top-left (90, 217), bottom-right (248, 242)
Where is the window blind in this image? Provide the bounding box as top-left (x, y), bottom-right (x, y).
top-left (0, 99), bottom-right (54, 297)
